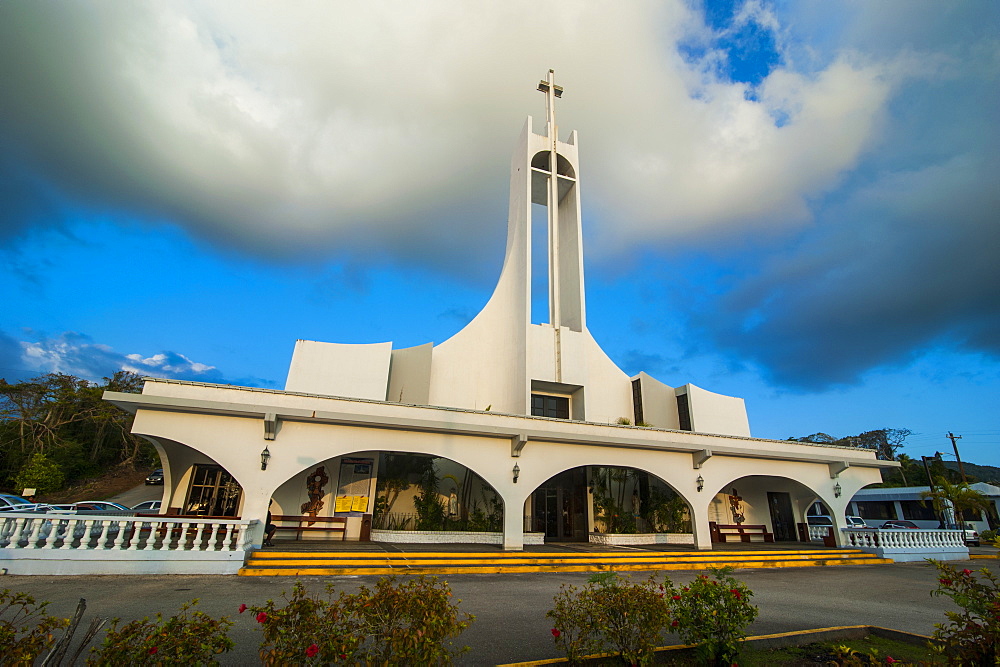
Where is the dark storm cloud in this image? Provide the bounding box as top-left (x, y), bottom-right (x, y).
top-left (697, 154), bottom-right (1000, 389)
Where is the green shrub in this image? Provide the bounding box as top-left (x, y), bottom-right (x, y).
top-left (667, 567), bottom-right (759, 666)
top-left (928, 560), bottom-right (1000, 665)
top-left (977, 528), bottom-right (995, 543)
top-left (250, 576), bottom-right (473, 665)
top-left (0, 589), bottom-right (70, 666)
top-left (88, 599), bottom-right (233, 665)
top-left (547, 571), bottom-right (672, 665)
top-left (13, 452), bottom-right (65, 496)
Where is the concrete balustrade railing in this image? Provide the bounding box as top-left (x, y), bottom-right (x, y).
top-left (0, 512), bottom-right (256, 575)
top-left (840, 527), bottom-right (968, 562)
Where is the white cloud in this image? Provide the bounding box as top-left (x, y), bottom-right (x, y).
top-left (17, 332), bottom-right (220, 383)
top-left (0, 0), bottom-right (909, 259)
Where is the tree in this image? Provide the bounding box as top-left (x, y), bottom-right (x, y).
top-left (921, 477), bottom-right (990, 525)
top-left (0, 371), bottom-right (150, 493)
top-left (839, 428), bottom-right (912, 461)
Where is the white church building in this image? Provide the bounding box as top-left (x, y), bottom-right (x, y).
top-left (103, 72), bottom-right (894, 553)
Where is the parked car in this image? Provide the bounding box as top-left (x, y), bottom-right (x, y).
top-left (0, 494), bottom-right (46, 512)
top-left (845, 516), bottom-right (867, 528)
top-left (76, 501), bottom-right (129, 512)
top-left (145, 469), bottom-right (164, 485)
top-left (944, 522), bottom-right (980, 547)
top-left (806, 515), bottom-right (834, 526)
top-left (131, 500), bottom-right (162, 513)
top-left (881, 520), bottom-right (920, 529)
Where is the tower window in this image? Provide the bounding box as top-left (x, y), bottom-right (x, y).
top-left (532, 394), bottom-right (570, 419)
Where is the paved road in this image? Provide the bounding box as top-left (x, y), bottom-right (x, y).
top-left (4, 559), bottom-right (996, 665)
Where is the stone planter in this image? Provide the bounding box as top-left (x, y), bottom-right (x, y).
top-left (371, 530), bottom-right (545, 545)
top-left (588, 532), bottom-right (694, 546)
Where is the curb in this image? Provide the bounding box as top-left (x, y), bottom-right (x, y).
top-left (497, 625), bottom-right (933, 666)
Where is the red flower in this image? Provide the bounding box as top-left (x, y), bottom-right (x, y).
top-left (551, 628), bottom-right (561, 638)
top-left (671, 620), bottom-right (679, 627)
top-left (962, 569), bottom-right (972, 575)
top-left (731, 588), bottom-right (742, 599)
top-left (256, 611), bottom-right (268, 623)
top-left (659, 584), bottom-right (665, 592)
top-left (683, 587), bottom-right (689, 591)
top-left (148, 647), bottom-right (158, 655)
top-left (672, 595), bottom-right (682, 601)
top-left (339, 654), bottom-right (347, 660)
top-left (238, 603), bottom-right (247, 614)
top-left (305, 644), bottom-right (319, 657)
top-left (886, 656), bottom-right (897, 664)
top-left (939, 578), bottom-right (953, 586)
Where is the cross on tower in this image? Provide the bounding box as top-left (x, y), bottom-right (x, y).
top-left (536, 70), bottom-right (566, 363)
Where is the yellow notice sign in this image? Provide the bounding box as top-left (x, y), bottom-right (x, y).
top-left (334, 496), bottom-right (353, 513)
top-left (351, 496), bottom-right (369, 512)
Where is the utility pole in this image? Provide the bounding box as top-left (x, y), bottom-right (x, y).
top-left (946, 432), bottom-right (967, 483)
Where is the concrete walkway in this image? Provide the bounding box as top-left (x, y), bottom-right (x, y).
top-left (4, 556), bottom-right (995, 665)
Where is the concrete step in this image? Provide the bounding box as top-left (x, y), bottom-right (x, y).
top-left (239, 549), bottom-right (892, 576)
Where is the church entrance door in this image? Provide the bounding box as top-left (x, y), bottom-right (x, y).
top-left (767, 492), bottom-right (796, 541)
top-left (532, 468), bottom-right (587, 541)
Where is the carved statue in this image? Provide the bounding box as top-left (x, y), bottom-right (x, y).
top-left (300, 465), bottom-right (329, 524)
top-left (728, 487), bottom-right (745, 525)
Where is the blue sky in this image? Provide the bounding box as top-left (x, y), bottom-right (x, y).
top-left (2, 1), bottom-right (998, 467)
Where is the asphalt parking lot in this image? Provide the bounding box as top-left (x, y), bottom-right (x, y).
top-left (4, 558), bottom-right (997, 665)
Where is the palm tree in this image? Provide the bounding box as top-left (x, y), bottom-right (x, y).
top-left (921, 477), bottom-right (990, 526)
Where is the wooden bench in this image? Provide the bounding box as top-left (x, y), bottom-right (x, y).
top-left (710, 522), bottom-right (774, 543)
top-left (272, 514), bottom-right (347, 541)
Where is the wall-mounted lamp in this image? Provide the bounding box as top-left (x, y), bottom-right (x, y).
top-left (512, 463), bottom-right (520, 484)
top-left (833, 482), bottom-right (842, 498)
top-left (696, 475), bottom-right (705, 492)
top-left (260, 446), bottom-right (271, 471)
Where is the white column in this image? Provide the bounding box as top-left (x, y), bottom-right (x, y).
top-left (690, 500), bottom-right (713, 550)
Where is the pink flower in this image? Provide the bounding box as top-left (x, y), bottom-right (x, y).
top-left (238, 603), bottom-right (247, 614)
top-left (305, 644), bottom-right (319, 657)
top-left (148, 647), bottom-right (158, 655)
top-left (551, 628), bottom-right (561, 638)
top-left (886, 656), bottom-right (898, 664)
top-left (256, 611), bottom-right (268, 623)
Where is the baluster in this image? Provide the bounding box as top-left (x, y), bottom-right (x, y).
top-left (94, 521), bottom-right (112, 549)
top-left (78, 520), bottom-right (95, 549)
top-left (0, 519), bottom-right (12, 548)
top-left (112, 520), bottom-right (128, 549)
top-left (58, 519), bottom-right (78, 550)
top-left (192, 523), bottom-right (206, 551)
top-left (143, 519), bottom-right (159, 551)
top-left (221, 524), bottom-right (235, 551)
top-left (11, 517), bottom-right (28, 547)
top-left (24, 518), bottom-right (45, 549)
top-left (126, 519), bottom-right (144, 550)
top-left (207, 523), bottom-right (221, 552)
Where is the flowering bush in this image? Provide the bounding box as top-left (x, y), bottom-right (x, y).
top-left (666, 567), bottom-right (758, 666)
top-left (0, 588), bottom-right (70, 666)
top-left (87, 599), bottom-right (233, 665)
top-left (928, 560), bottom-right (1000, 665)
top-left (249, 576), bottom-right (474, 665)
top-left (547, 571), bottom-right (672, 665)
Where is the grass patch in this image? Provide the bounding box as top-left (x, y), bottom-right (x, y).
top-left (733, 634), bottom-right (937, 666)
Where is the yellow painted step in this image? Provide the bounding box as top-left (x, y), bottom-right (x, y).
top-left (238, 555), bottom-right (892, 576)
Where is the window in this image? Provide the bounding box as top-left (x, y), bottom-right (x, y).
top-left (531, 394), bottom-right (570, 419)
top-left (676, 393), bottom-right (692, 431)
top-left (900, 500), bottom-right (936, 521)
top-left (854, 501), bottom-right (895, 521)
